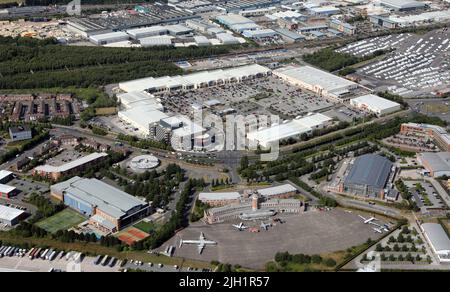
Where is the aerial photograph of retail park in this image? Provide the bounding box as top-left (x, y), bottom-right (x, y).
top-left (0, 0), bottom-right (448, 275)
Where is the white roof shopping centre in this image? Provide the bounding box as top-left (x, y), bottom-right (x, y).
top-left (273, 65), bottom-right (359, 99)
top-left (247, 113), bottom-right (333, 147)
top-left (118, 64), bottom-right (270, 93)
top-left (421, 223), bottom-right (450, 262)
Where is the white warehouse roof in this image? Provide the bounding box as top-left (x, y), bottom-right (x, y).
top-left (198, 192), bottom-right (241, 201)
top-left (0, 204), bottom-right (24, 221)
top-left (422, 223), bottom-right (450, 254)
top-left (0, 184), bottom-right (15, 194)
top-left (351, 94), bottom-right (401, 112)
top-left (273, 65), bottom-right (358, 96)
top-left (380, 0), bottom-right (426, 9)
top-left (0, 170), bottom-right (12, 181)
top-left (34, 152), bottom-right (108, 173)
top-left (257, 184), bottom-right (297, 197)
top-left (89, 31), bottom-right (129, 43)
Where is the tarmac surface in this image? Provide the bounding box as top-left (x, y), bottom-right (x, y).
top-left (163, 208), bottom-right (379, 269)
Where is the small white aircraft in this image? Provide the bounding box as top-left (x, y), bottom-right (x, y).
top-left (373, 228), bottom-right (383, 234)
top-left (359, 215), bottom-right (376, 224)
top-left (179, 232), bottom-right (217, 254)
top-left (232, 222), bottom-right (248, 231)
top-left (260, 222), bottom-right (271, 231)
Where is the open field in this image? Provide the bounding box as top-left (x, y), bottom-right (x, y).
top-left (36, 209), bottom-right (87, 234)
top-left (162, 208), bottom-right (381, 270)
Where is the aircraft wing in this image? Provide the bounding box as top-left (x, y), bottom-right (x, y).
top-left (198, 244), bottom-right (205, 254)
top-left (200, 232), bottom-right (205, 241)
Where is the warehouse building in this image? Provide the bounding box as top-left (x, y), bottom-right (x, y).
top-left (329, 19), bottom-right (356, 35)
top-left (51, 176), bottom-right (150, 233)
top-left (118, 107), bottom-right (169, 137)
top-left (273, 65), bottom-right (359, 101)
top-left (216, 32), bottom-right (240, 44)
top-left (215, 14), bottom-right (260, 32)
top-left (421, 223), bottom-right (450, 263)
top-left (417, 152), bottom-right (450, 178)
top-left (0, 184), bottom-right (16, 199)
top-left (274, 28), bottom-right (305, 43)
top-left (119, 64), bottom-right (271, 93)
top-left (9, 126), bottom-right (32, 142)
top-left (198, 192), bottom-right (242, 206)
top-left (33, 152), bottom-right (108, 181)
top-left (342, 154), bottom-right (394, 198)
top-left (0, 204), bottom-right (25, 226)
top-left (242, 29), bottom-right (277, 39)
top-left (400, 123), bottom-right (450, 152)
top-left (308, 6), bottom-right (341, 16)
top-left (139, 36), bottom-right (173, 47)
top-left (126, 25), bottom-right (168, 39)
top-left (379, 0), bottom-right (426, 11)
top-left (0, 170), bottom-right (13, 184)
top-left (89, 31), bottom-right (130, 45)
top-left (350, 94), bottom-right (401, 116)
top-left (256, 184), bottom-right (297, 198)
top-left (247, 113), bottom-right (333, 147)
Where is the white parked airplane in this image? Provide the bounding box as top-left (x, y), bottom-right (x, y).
top-left (232, 222), bottom-right (248, 231)
top-left (359, 215), bottom-right (376, 224)
top-left (260, 222), bottom-right (271, 231)
top-left (179, 232), bottom-right (217, 254)
top-left (373, 228), bottom-right (383, 234)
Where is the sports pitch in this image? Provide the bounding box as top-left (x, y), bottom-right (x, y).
top-left (36, 209), bottom-right (86, 234)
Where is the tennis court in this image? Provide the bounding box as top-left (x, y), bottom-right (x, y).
top-left (36, 209), bottom-right (86, 234)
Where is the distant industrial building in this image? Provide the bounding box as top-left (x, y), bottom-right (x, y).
top-left (247, 113), bottom-right (333, 148)
top-left (89, 31), bottom-right (130, 45)
top-left (216, 0), bottom-right (281, 13)
top-left (0, 170), bottom-right (13, 184)
top-left (0, 204), bottom-right (25, 226)
top-left (119, 64), bottom-right (270, 93)
top-left (342, 154), bottom-right (395, 198)
top-left (308, 6), bottom-right (341, 16)
top-left (0, 184), bottom-right (16, 199)
top-left (215, 14), bottom-right (260, 32)
top-left (329, 19), bottom-right (356, 35)
top-left (256, 184), bottom-right (297, 198)
top-left (273, 65), bottom-right (359, 101)
top-left (274, 28), bottom-right (305, 43)
top-left (400, 123), bottom-right (450, 152)
top-left (51, 177), bottom-right (150, 233)
top-left (198, 192), bottom-right (242, 206)
top-left (421, 223), bottom-right (450, 263)
top-left (242, 29), bottom-right (277, 39)
top-left (33, 152), bottom-right (108, 181)
top-left (9, 126), bottom-right (32, 142)
top-left (379, 0), bottom-right (426, 11)
top-left (417, 152), bottom-right (450, 178)
top-left (350, 94), bottom-right (401, 116)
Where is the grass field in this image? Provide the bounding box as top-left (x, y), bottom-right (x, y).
top-left (422, 103), bottom-right (450, 114)
top-left (36, 209), bottom-right (86, 234)
top-left (95, 107), bottom-right (117, 115)
top-left (133, 221), bottom-right (155, 234)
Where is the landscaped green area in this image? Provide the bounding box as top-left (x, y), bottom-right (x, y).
top-left (0, 36), bottom-right (237, 89)
top-left (133, 221), bottom-right (156, 234)
top-left (36, 208), bottom-right (86, 234)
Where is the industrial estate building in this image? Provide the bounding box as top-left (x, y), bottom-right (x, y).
top-left (400, 123), bottom-right (450, 151)
top-left (273, 65), bottom-right (360, 101)
top-left (33, 152), bottom-right (108, 181)
top-left (198, 192), bottom-right (242, 206)
top-left (350, 94), bottom-right (401, 116)
top-left (342, 154), bottom-right (396, 198)
top-left (421, 223), bottom-right (450, 263)
top-left (417, 152), bottom-right (450, 178)
top-left (118, 64), bottom-right (271, 93)
top-left (9, 126), bottom-right (32, 142)
top-left (0, 204), bottom-right (25, 226)
top-left (379, 0), bottom-right (426, 11)
top-left (247, 113), bottom-right (333, 147)
top-left (0, 170), bottom-right (15, 199)
top-left (51, 177), bottom-right (150, 233)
